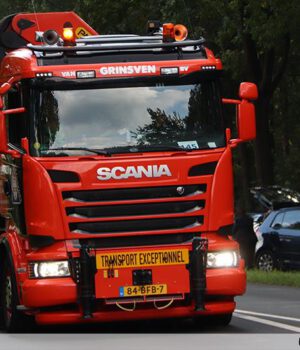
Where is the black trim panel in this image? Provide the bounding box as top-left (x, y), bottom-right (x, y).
top-left (70, 216), bottom-right (203, 234)
top-left (38, 50), bottom-right (206, 66)
top-left (77, 233), bottom-right (197, 249)
top-left (189, 162), bottom-right (218, 176)
top-left (66, 200), bottom-right (205, 218)
top-left (63, 184), bottom-right (206, 203)
top-left (48, 169), bottom-right (80, 183)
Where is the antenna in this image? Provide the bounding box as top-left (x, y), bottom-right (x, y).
top-left (181, 0), bottom-right (195, 39)
top-left (30, 0), bottom-right (42, 37)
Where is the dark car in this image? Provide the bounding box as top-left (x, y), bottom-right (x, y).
top-left (250, 186), bottom-right (300, 214)
top-left (255, 207), bottom-right (300, 271)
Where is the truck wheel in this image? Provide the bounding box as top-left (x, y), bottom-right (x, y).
top-left (213, 312), bottom-right (233, 326)
top-left (255, 250), bottom-right (276, 271)
top-left (0, 257), bottom-right (33, 332)
top-left (194, 313), bottom-right (233, 327)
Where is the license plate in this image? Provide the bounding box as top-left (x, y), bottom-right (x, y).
top-left (96, 248), bottom-right (189, 269)
top-left (119, 284), bottom-right (167, 297)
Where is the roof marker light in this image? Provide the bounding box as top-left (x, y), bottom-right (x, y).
top-left (201, 65), bottom-right (216, 70)
top-left (35, 72), bottom-right (53, 77)
top-left (160, 67), bottom-right (179, 75)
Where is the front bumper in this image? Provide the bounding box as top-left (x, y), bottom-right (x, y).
top-left (34, 300), bottom-right (236, 325)
top-left (21, 263), bottom-right (245, 324)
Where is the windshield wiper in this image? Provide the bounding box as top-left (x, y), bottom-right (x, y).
top-left (127, 145), bottom-right (193, 153)
top-left (43, 147), bottom-right (111, 156)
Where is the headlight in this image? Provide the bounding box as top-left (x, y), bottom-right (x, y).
top-left (30, 261), bottom-right (71, 278)
top-left (207, 251), bottom-right (238, 268)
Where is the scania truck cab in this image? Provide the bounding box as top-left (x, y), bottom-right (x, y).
top-left (0, 12), bottom-right (257, 331)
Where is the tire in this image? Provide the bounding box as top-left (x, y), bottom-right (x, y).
top-left (255, 250), bottom-right (277, 271)
top-left (0, 256), bottom-right (34, 332)
top-left (194, 312), bottom-right (233, 327)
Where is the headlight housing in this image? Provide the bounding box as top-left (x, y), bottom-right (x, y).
top-left (30, 261), bottom-right (71, 278)
top-left (207, 251), bottom-right (238, 268)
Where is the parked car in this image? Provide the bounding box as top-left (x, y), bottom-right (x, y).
top-left (249, 212), bottom-right (264, 233)
top-left (250, 186), bottom-right (300, 213)
top-left (255, 207), bottom-right (300, 271)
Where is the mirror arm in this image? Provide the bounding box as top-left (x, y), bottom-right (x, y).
top-left (0, 76), bottom-right (20, 95)
top-left (8, 143), bottom-right (26, 156)
top-left (228, 138), bottom-right (243, 148)
top-left (3, 107), bottom-right (26, 115)
top-left (222, 98), bottom-right (241, 105)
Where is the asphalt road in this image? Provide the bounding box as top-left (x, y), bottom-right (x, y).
top-left (1, 282), bottom-right (299, 334)
top-left (1, 283), bottom-right (299, 350)
top-left (48, 283), bottom-right (299, 333)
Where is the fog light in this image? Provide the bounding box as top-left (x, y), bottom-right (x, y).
top-left (207, 251), bottom-right (238, 268)
top-left (30, 261), bottom-right (70, 278)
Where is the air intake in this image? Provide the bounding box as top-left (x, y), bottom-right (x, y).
top-left (188, 162), bottom-right (218, 176)
top-left (47, 170), bottom-right (80, 183)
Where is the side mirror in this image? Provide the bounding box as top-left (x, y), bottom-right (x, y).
top-left (237, 82), bottom-right (258, 142)
top-left (273, 223), bottom-right (282, 230)
top-left (0, 80), bottom-right (26, 157)
top-left (0, 105), bottom-right (26, 157)
top-left (239, 82), bottom-right (258, 100)
top-left (223, 82), bottom-right (258, 146)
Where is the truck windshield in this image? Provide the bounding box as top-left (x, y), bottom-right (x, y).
top-left (30, 79), bottom-right (225, 156)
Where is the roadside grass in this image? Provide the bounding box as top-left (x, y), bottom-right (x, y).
top-left (246, 269), bottom-right (300, 288)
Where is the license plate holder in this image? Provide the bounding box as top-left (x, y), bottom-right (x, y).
top-left (119, 284), bottom-right (167, 297)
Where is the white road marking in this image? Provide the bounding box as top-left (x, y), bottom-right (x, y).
top-left (233, 313), bottom-right (300, 333)
top-left (236, 309), bottom-right (300, 323)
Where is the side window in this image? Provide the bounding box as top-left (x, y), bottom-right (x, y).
top-left (5, 85), bottom-right (28, 146)
top-left (281, 210), bottom-right (300, 230)
top-left (271, 212), bottom-right (284, 228)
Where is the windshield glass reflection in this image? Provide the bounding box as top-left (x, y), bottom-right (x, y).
top-left (31, 80), bottom-right (225, 156)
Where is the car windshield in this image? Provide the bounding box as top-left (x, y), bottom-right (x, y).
top-left (30, 77), bottom-right (225, 156)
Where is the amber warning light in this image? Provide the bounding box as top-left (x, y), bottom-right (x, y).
top-left (174, 24), bottom-right (188, 41)
top-left (163, 23), bottom-right (188, 42)
top-left (63, 22), bottom-right (75, 46)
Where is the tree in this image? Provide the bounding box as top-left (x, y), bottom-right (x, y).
top-left (0, 0), bottom-right (299, 201)
top-left (132, 108), bottom-right (186, 145)
top-left (78, 0), bottom-right (162, 34)
top-left (160, 0), bottom-right (299, 186)
top-left (0, 0), bottom-right (76, 15)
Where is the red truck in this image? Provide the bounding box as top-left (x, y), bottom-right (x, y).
top-left (0, 12), bottom-right (257, 331)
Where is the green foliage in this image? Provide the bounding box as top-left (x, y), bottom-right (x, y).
top-left (0, 0), bottom-right (299, 200)
top-left (78, 0), bottom-right (163, 34)
top-left (0, 0), bottom-right (76, 14)
top-left (132, 108), bottom-right (186, 145)
top-left (247, 269), bottom-right (300, 288)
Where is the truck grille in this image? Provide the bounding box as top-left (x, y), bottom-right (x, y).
top-left (63, 184), bottom-right (206, 202)
top-left (81, 233), bottom-right (196, 248)
top-left (62, 184), bottom-right (206, 236)
top-left (66, 200), bottom-right (204, 218)
top-left (70, 216), bottom-right (203, 234)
